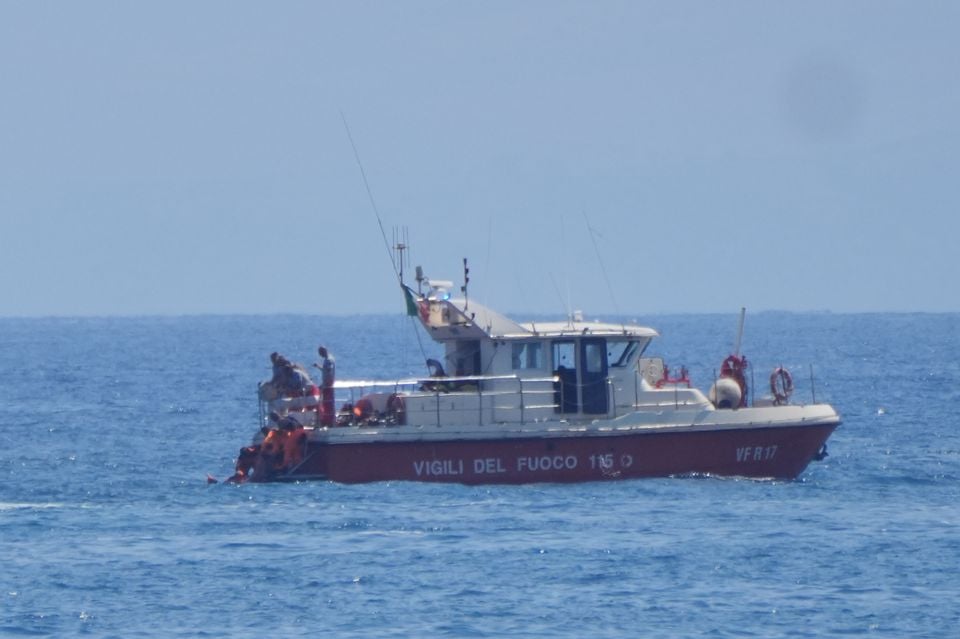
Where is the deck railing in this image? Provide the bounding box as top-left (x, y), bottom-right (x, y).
top-left (260, 369), bottom-right (714, 429)
top-left (261, 374), bottom-right (561, 428)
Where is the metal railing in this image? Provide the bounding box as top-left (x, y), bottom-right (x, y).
top-left (261, 374), bottom-right (561, 428)
top-left (259, 370), bottom-right (720, 430)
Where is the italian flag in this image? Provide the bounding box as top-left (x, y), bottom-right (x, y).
top-left (402, 285), bottom-right (418, 316)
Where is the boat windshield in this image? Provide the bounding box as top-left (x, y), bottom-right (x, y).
top-left (608, 340), bottom-right (640, 368)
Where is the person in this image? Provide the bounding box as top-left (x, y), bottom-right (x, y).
top-left (268, 351), bottom-right (315, 395)
top-left (426, 358), bottom-right (446, 377)
top-left (259, 352), bottom-right (287, 400)
top-left (268, 411), bottom-right (300, 430)
top-left (286, 361), bottom-right (314, 392)
top-left (270, 352), bottom-right (293, 385)
top-left (270, 352), bottom-right (284, 380)
top-left (316, 346), bottom-right (336, 426)
top-left (226, 445), bottom-right (260, 483)
top-left (317, 346), bottom-right (335, 385)
top-left (281, 423), bottom-right (308, 470)
top-left (267, 352), bottom-right (296, 394)
top-left (422, 358), bottom-right (449, 392)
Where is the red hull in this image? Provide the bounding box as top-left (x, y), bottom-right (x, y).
top-left (282, 423), bottom-right (836, 484)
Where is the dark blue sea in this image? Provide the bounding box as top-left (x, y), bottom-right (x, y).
top-left (2, 313), bottom-right (959, 638)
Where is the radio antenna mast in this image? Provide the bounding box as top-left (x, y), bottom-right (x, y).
top-left (733, 307), bottom-right (746, 356)
top-left (584, 212), bottom-right (621, 317)
top-left (340, 111), bottom-right (399, 283)
top-left (393, 226), bottom-right (410, 285)
top-left (461, 257), bottom-right (470, 311)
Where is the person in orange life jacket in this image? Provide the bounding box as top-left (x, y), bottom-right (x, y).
top-left (255, 412), bottom-right (306, 474)
top-left (227, 445), bottom-right (259, 483)
top-left (257, 417), bottom-right (288, 474)
top-left (315, 346), bottom-right (336, 426)
top-left (269, 411), bottom-right (300, 430)
top-left (281, 421), bottom-right (307, 470)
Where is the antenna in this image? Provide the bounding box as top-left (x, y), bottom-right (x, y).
top-left (733, 307), bottom-right (746, 356)
top-left (461, 258), bottom-right (470, 311)
top-left (340, 111), bottom-right (400, 283)
top-left (339, 113), bottom-right (430, 375)
top-left (549, 272), bottom-right (571, 325)
top-left (560, 216), bottom-right (572, 322)
top-left (583, 211), bottom-right (625, 331)
top-left (393, 226), bottom-right (410, 285)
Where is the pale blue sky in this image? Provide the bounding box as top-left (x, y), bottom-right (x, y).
top-left (1, 2), bottom-right (958, 316)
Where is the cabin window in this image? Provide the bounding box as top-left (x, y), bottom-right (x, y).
top-left (584, 341), bottom-right (605, 373)
top-left (552, 341), bottom-right (575, 371)
top-left (511, 342), bottom-right (543, 370)
top-left (551, 340), bottom-right (578, 413)
top-left (608, 340), bottom-right (639, 368)
top-left (453, 340), bottom-right (482, 375)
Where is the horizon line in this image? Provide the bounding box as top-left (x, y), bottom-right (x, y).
top-left (1, 308), bottom-right (958, 321)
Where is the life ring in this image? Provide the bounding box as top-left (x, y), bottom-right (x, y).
top-left (770, 367), bottom-right (794, 404)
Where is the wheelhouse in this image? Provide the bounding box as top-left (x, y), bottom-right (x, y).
top-left (413, 286), bottom-right (657, 421)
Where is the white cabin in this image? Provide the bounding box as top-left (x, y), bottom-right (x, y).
top-left (390, 284), bottom-right (711, 428)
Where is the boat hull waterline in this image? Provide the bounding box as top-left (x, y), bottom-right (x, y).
top-left (281, 421), bottom-right (836, 484)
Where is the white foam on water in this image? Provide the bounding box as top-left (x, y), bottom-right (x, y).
top-left (0, 502), bottom-right (64, 512)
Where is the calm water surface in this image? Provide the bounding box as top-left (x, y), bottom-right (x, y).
top-left (2, 313), bottom-right (958, 638)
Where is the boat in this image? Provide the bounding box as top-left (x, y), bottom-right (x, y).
top-left (221, 268), bottom-right (840, 485)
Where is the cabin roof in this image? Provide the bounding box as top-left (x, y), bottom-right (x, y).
top-left (433, 298), bottom-right (657, 341)
top-left (447, 298), bottom-right (529, 338)
top-left (517, 320), bottom-right (659, 339)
